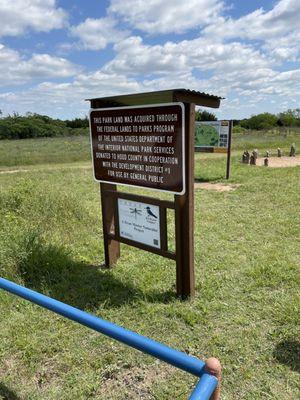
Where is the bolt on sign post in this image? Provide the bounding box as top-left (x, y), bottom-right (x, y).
top-left (195, 120), bottom-right (232, 179)
top-left (88, 89), bottom-right (222, 299)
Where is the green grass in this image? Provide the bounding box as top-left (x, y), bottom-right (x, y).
top-left (0, 136), bottom-right (90, 167)
top-left (232, 129), bottom-right (300, 152)
top-left (0, 133), bottom-right (299, 399)
top-left (0, 129), bottom-right (299, 168)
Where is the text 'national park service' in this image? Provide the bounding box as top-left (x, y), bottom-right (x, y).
top-left (89, 103), bottom-right (185, 194)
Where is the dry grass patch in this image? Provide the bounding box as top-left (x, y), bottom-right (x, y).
top-left (194, 182), bottom-right (241, 192)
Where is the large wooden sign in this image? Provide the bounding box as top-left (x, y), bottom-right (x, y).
top-left (89, 103), bottom-right (185, 194)
top-left (89, 89), bottom-right (222, 299)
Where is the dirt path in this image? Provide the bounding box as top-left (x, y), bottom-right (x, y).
top-left (256, 156), bottom-right (300, 168)
top-left (0, 164), bottom-right (90, 174)
top-left (0, 169), bottom-right (30, 174)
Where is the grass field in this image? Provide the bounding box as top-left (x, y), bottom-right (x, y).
top-left (0, 132), bottom-right (299, 399)
top-left (0, 129), bottom-right (299, 168)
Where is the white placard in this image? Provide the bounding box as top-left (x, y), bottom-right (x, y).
top-left (118, 198), bottom-right (160, 249)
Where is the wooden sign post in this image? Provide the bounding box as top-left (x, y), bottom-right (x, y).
top-left (88, 89), bottom-right (221, 299)
top-left (225, 121), bottom-right (233, 180)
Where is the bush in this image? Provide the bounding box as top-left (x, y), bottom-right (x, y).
top-left (195, 110), bottom-right (217, 121)
top-left (233, 125), bottom-right (247, 134)
top-left (0, 114), bottom-right (88, 140)
top-left (240, 113), bottom-right (278, 130)
top-left (65, 117), bottom-right (89, 129)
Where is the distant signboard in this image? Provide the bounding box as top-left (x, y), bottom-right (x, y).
top-left (89, 103), bottom-right (185, 194)
top-left (195, 120), bottom-right (230, 150)
top-left (118, 198), bottom-right (160, 249)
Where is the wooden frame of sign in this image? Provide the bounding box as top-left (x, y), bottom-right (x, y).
top-left (88, 89), bottom-right (222, 299)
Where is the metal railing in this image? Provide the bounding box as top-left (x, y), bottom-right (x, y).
top-left (0, 277), bottom-right (220, 399)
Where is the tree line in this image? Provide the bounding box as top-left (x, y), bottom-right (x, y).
top-left (196, 108), bottom-right (300, 130)
top-left (0, 112), bottom-right (89, 140)
top-left (0, 109), bottom-right (299, 140)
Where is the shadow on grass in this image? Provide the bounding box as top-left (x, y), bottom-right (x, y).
top-left (273, 339), bottom-right (300, 373)
top-left (16, 236), bottom-right (176, 310)
top-left (0, 384), bottom-right (21, 400)
top-left (194, 176), bottom-right (223, 183)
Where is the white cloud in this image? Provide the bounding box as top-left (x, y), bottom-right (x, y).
top-left (203, 0), bottom-right (300, 61)
top-left (70, 17), bottom-right (128, 50)
top-left (0, 44), bottom-right (79, 86)
top-left (141, 72), bottom-right (203, 93)
top-left (104, 35), bottom-right (269, 77)
top-left (0, 70), bottom-right (142, 118)
top-left (1, 0), bottom-right (300, 120)
top-left (263, 31), bottom-right (300, 62)
top-left (103, 32), bottom-right (299, 105)
top-left (200, 66), bottom-right (300, 101)
top-left (1, 63), bottom-right (300, 119)
top-left (0, 0), bottom-right (67, 37)
top-left (109, 0), bottom-right (224, 34)
top-left (104, 36), bottom-right (190, 75)
top-left (204, 0), bottom-right (300, 40)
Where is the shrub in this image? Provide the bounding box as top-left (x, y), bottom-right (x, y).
top-left (0, 114), bottom-right (88, 140)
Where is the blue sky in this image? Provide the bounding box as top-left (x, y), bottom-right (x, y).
top-left (0, 0), bottom-right (299, 119)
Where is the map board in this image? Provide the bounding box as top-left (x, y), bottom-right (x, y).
top-left (195, 120), bottom-right (230, 150)
top-left (89, 103), bottom-right (185, 194)
top-left (118, 198), bottom-right (160, 249)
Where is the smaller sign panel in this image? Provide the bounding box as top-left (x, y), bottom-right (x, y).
top-left (195, 120), bottom-right (230, 149)
top-left (118, 198), bottom-right (161, 249)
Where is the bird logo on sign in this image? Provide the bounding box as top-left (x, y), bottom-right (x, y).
top-left (145, 206), bottom-right (157, 219)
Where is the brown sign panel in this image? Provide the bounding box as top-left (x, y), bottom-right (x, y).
top-left (89, 103), bottom-right (185, 194)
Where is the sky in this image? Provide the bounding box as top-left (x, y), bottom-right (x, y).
top-left (0, 0), bottom-right (299, 120)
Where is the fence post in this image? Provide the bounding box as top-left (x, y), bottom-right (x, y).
top-left (205, 358), bottom-right (221, 400)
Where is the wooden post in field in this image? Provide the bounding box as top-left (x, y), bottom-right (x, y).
top-left (226, 120), bottom-right (232, 179)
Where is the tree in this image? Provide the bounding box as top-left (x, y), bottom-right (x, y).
top-left (0, 113), bottom-right (90, 140)
top-left (65, 117), bottom-right (89, 128)
top-left (292, 108), bottom-right (300, 120)
top-left (278, 109), bottom-right (298, 128)
top-left (240, 113), bottom-right (277, 130)
top-left (195, 109), bottom-right (217, 121)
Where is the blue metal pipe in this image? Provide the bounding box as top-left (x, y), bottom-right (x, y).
top-left (189, 374), bottom-right (218, 399)
top-left (0, 278), bottom-right (218, 398)
top-left (0, 278), bottom-right (211, 377)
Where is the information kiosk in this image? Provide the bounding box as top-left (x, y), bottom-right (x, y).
top-left (88, 89), bottom-right (222, 298)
